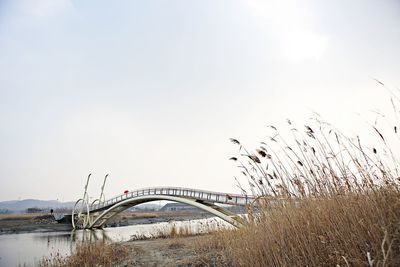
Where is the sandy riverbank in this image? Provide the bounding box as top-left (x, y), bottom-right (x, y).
top-left (37, 234), bottom-right (218, 267)
top-left (0, 213), bottom-right (72, 234)
top-left (117, 235), bottom-right (211, 266)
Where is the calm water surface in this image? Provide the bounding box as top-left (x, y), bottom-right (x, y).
top-left (0, 217), bottom-right (229, 267)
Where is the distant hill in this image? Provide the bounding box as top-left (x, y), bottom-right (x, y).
top-left (0, 199), bottom-right (75, 213)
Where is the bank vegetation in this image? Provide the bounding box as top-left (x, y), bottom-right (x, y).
top-left (195, 116), bottom-right (400, 266)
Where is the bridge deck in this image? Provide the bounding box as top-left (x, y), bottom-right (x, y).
top-left (89, 187), bottom-right (255, 213)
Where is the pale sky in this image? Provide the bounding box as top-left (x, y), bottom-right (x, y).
top-left (0, 0), bottom-right (399, 201)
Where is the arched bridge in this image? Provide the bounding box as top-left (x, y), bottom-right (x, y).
top-left (72, 175), bottom-right (255, 229)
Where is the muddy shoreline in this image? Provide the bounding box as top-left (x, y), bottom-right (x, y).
top-left (0, 211), bottom-right (214, 235)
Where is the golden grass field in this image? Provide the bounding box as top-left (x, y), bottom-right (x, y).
top-left (194, 188), bottom-right (400, 266)
top-left (192, 117), bottom-right (400, 266)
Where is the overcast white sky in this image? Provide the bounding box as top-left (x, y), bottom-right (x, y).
top-left (0, 0), bottom-right (399, 201)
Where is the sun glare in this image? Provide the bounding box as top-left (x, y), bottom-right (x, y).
top-left (245, 0), bottom-right (329, 61)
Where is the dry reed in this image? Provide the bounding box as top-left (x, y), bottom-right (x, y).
top-left (38, 242), bottom-right (130, 267)
top-left (196, 115), bottom-right (400, 266)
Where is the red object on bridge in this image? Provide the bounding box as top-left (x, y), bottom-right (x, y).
top-left (124, 190), bottom-right (129, 194)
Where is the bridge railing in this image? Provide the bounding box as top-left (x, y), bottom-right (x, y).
top-left (89, 187), bottom-right (254, 212)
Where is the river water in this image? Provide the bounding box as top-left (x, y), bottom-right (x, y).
top-left (0, 217), bottom-right (229, 267)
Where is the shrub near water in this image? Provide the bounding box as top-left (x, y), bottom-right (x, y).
top-left (197, 118), bottom-right (400, 266)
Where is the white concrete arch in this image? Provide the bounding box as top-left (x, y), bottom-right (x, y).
top-left (88, 195), bottom-right (245, 229)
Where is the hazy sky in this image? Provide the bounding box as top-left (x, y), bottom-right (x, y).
top-left (0, 0), bottom-right (399, 201)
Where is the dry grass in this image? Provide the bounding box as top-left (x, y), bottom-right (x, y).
top-left (130, 223), bottom-right (206, 240)
top-left (197, 189), bottom-right (400, 266)
top-left (117, 211), bottom-right (160, 220)
top-left (195, 115), bottom-right (400, 266)
top-left (38, 242), bottom-right (131, 267)
top-left (168, 223), bottom-right (194, 238)
top-left (111, 210), bottom-right (205, 222)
